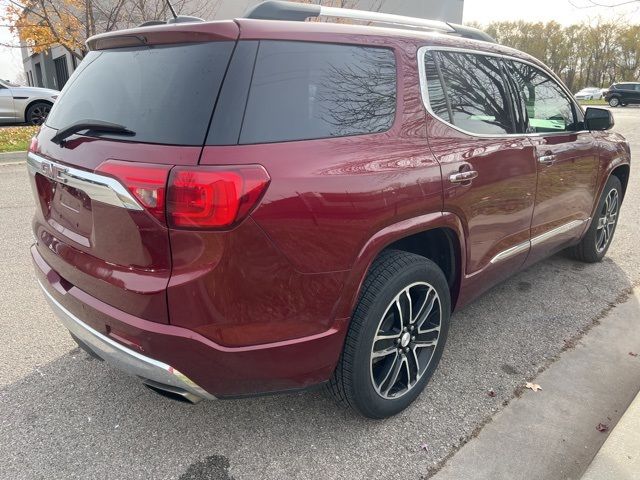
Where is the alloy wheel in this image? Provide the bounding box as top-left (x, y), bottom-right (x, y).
top-left (595, 188), bottom-right (619, 253)
top-left (30, 105), bottom-right (51, 125)
top-left (370, 282), bottom-right (442, 399)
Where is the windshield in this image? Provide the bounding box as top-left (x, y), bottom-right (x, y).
top-left (46, 42), bottom-right (234, 145)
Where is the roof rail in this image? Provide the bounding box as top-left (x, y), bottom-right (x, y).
top-left (243, 1), bottom-right (496, 43)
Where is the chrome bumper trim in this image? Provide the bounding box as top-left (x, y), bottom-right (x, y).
top-left (37, 280), bottom-right (216, 401)
top-left (27, 152), bottom-right (143, 211)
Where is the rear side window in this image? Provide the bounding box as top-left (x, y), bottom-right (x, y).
top-left (46, 42), bottom-right (234, 145)
top-left (423, 50), bottom-right (515, 135)
top-left (239, 41), bottom-right (396, 144)
top-left (506, 60), bottom-right (578, 133)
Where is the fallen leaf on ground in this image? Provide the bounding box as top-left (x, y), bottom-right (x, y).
top-left (525, 382), bottom-right (542, 392)
top-left (488, 390), bottom-right (496, 397)
top-left (596, 423), bottom-right (609, 432)
top-left (420, 443), bottom-right (429, 451)
top-left (629, 352), bottom-right (638, 357)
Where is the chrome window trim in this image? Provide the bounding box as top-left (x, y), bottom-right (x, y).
top-left (27, 152), bottom-right (143, 211)
top-left (416, 45), bottom-right (588, 140)
top-left (490, 218), bottom-right (589, 264)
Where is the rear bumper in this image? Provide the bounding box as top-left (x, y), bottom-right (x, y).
top-left (38, 280), bottom-right (215, 402)
top-left (32, 245), bottom-right (347, 398)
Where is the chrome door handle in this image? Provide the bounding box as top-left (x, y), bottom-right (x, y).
top-left (449, 170), bottom-right (478, 183)
top-left (538, 154), bottom-right (556, 165)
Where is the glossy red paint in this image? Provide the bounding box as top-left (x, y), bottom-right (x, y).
top-left (30, 18), bottom-right (631, 398)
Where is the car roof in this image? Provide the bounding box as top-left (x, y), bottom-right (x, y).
top-left (88, 18), bottom-right (544, 69)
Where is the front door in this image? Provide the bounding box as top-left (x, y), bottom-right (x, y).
top-left (0, 84), bottom-right (16, 122)
top-left (421, 49), bottom-right (538, 301)
top-left (506, 60), bottom-right (599, 266)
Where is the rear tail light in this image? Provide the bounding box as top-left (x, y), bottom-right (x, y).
top-left (96, 161), bottom-right (270, 229)
top-left (167, 165), bottom-right (270, 229)
top-left (97, 160), bottom-right (171, 224)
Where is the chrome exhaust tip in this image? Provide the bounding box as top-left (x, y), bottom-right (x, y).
top-left (142, 379), bottom-right (204, 404)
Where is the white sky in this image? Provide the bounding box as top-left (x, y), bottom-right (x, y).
top-left (2, 0), bottom-right (640, 83)
top-left (464, 0), bottom-right (640, 24)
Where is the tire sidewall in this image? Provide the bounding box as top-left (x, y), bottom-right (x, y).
top-left (350, 258), bottom-right (451, 418)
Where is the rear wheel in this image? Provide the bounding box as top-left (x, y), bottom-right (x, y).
top-left (325, 250), bottom-right (450, 418)
top-left (26, 102), bottom-right (51, 125)
top-left (568, 175), bottom-right (622, 263)
top-left (608, 97), bottom-right (620, 107)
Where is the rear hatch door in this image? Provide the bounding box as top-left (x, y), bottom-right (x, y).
top-left (29, 22), bottom-right (238, 323)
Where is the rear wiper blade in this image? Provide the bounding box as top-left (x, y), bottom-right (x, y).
top-left (51, 119), bottom-right (135, 145)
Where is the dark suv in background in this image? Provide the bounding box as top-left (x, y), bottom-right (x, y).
top-left (605, 82), bottom-right (640, 107)
top-left (28, 1), bottom-right (630, 418)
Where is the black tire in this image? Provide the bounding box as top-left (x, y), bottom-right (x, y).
top-left (608, 97), bottom-right (620, 107)
top-left (25, 102), bottom-right (52, 125)
top-left (568, 175), bottom-right (622, 263)
top-left (325, 249), bottom-right (451, 419)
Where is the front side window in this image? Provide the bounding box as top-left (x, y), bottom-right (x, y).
top-left (507, 60), bottom-right (578, 133)
top-left (423, 50), bottom-right (515, 135)
top-left (239, 41), bottom-right (396, 144)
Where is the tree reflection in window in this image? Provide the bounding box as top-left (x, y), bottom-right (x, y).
top-left (240, 41), bottom-right (396, 144)
top-left (507, 61), bottom-right (577, 133)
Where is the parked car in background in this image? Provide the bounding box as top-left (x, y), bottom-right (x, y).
top-left (604, 82), bottom-right (640, 107)
top-left (574, 87), bottom-right (603, 100)
top-left (27, 0), bottom-right (631, 419)
top-left (0, 79), bottom-right (58, 125)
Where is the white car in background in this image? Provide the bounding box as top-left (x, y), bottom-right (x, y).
top-left (0, 79), bottom-right (59, 125)
top-left (574, 87), bottom-right (603, 100)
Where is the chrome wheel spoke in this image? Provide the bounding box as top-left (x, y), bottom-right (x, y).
top-left (381, 354), bottom-right (404, 396)
top-left (372, 345), bottom-right (398, 360)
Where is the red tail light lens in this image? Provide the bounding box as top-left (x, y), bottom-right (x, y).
top-left (97, 160), bottom-right (171, 224)
top-left (167, 165), bottom-right (270, 229)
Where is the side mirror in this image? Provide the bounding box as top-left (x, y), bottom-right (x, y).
top-left (584, 107), bottom-right (614, 131)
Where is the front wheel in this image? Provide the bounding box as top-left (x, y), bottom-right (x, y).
top-left (25, 102), bottom-right (51, 125)
top-left (568, 175), bottom-right (622, 263)
top-left (325, 250), bottom-right (451, 418)
top-left (608, 97), bottom-right (620, 107)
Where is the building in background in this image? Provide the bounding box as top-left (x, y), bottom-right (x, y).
top-left (20, 0), bottom-right (463, 89)
top-left (21, 44), bottom-right (76, 90)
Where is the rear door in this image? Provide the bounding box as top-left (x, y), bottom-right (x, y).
top-left (422, 49), bottom-right (537, 285)
top-left (505, 60), bottom-right (598, 266)
top-left (29, 28), bottom-right (237, 323)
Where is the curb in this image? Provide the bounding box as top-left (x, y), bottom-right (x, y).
top-left (0, 151), bottom-right (27, 164)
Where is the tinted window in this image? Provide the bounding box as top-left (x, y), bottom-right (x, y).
top-left (239, 41), bottom-right (396, 144)
top-left (424, 51), bottom-right (515, 135)
top-left (423, 51), bottom-right (451, 123)
top-left (507, 61), bottom-right (577, 133)
top-left (46, 42), bottom-right (234, 145)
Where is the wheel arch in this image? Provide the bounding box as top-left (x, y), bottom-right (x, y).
top-left (611, 163), bottom-right (630, 200)
top-left (334, 212), bottom-right (466, 323)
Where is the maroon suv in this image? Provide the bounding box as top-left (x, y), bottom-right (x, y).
top-left (28, 1), bottom-right (630, 418)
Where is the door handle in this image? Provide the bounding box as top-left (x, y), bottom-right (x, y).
top-left (538, 154), bottom-right (556, 165)
top-left (449, 170), bottom-right (478, 183)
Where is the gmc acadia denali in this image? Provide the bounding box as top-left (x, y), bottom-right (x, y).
top-left (28, 1), bottom-right (630, 418)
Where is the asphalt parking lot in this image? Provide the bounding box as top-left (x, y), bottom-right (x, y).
top-left (0, 108), bottom-right (638, 480)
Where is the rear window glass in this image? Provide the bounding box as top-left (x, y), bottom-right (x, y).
top-left (239, 41), bottom-right (396, 144)
top-left (46, 42), bottom-right (234, 145)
